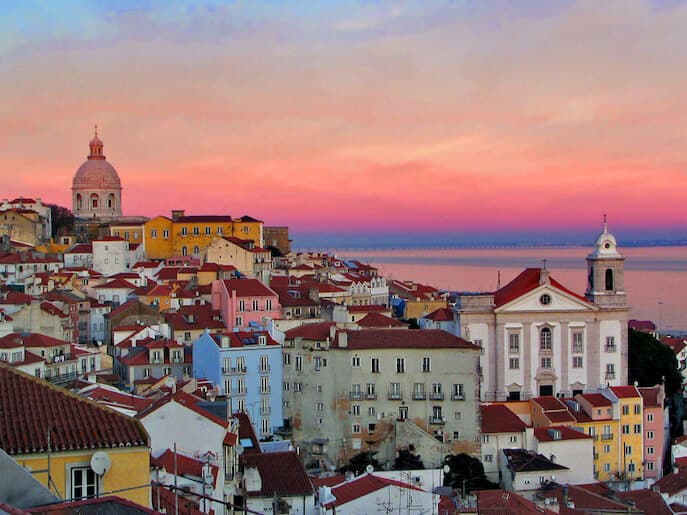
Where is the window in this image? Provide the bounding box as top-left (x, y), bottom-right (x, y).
top-left (193, 246), bottom-right (200, 255)
top-left (422, 356), bottom-right (431, 372)
top-left (606, 364), bottom-right (615, 379)
top-left (295, 355), bottom-right (303, 371)
top-left (217, 226), bottom-right (223, 234)
top-left (352, 404), bottom-right (360, 416)
top-left (572, 331), bottom-right (584, 353)
top-left (509, 333), bottom-right (520, 353)
top-left (432, 406), bottom-right (443, 421)
top-left (540, 293), bottom-right (551, 305)
top-left (237, 378), bottom-right (246, 394)
top-left (396, 357), bottom-right (405, 373)
top-left (541, 357), bottom-right (552, 369)
top-left (265, 299), bottom-right (272, 311)
top-left (283, 381), bottom-right (290, 392)
top-left (70, 467), bottom-right (98, 500)
top-left (622, 405), bottom-right (630, 415)
top-left (351, 356), bottom-right (360, 368)
top-left (163, 229), bottom-right (169, 239)
top-left (283, 352), bottom-right (291, 366)
top-left (371, 357), bottom-right (380, 373)
top-left (413, 383), bottom-right (425, 399)
top-left (627, 462), bottom-right (635, 472)
top-left (647, 413), bottom-right (654, 422)
top-left (366, 383), bottom-right (376, 397)
top-left (572, 356), bottom-right (583, 368)
top-left (455, 412), bottom-right (461, 420)
top-left (294, 382), bottom-right (302, 392)
top-left (352, 423), bottom-right (361, 434)
top-left (453, 431), bottom-right (461, 439)
top-left (193, 226), bottom-right (200, 236)
top-left (622, 425), bottom-right (630, 435)
top-left (540, 327), bottom-right (552, 351)
top-left (647, 446), bottom-right (655, 455)
top-left (368, 423), bottom-right (376, 434)
top-left (181, 227), bottom-right (188, 236)
top-left (181, 246), bottom-right (188, 256)
top-left (605, 268), bottom-right (614, 291)
top-left (252, 299), bottom-right (259, 311)
top-left (224, 379), bottom-right (231, 394)
top-left (633, 424), bottom-right (641, 434)
top-left (484, 454), bottom-right (493, 462)
top-left (510, 435), bottom-right (518, 443)
top-left (482, 435), bottom-right (490, 443)
top-left (368, 406), bottom-right (376, 416)
top-left (235, 316), bottom-right (243, 327)
top-left (647, 461), bottom-right (655, 471)
top-left (261, 417), bottom-right (270, 435)
top-left (604, 463), bottom-right (611, 472)
top-left (260, 355), bottom-right (269, 373)
top-left (452, 384), bottom-right (464, 400)
top-left (603, 444), bottom-right (611, 453)
top-left (634, 404), bottom-right (641, 415)
top-left (205, 226), bottom-right (211, 235)
top-left (390, 382), bottom-right (401, 398)
top-left (509, 357), bottom-right (520, 369)
top-left (605, 336), bottom-right (616, 352)
top-left (151, 229), bottom-right (158, 239)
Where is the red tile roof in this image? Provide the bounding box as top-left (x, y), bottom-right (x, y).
top-left (348, 305), bottom-right (387, 313)
top-left (629, 319), bottom-right (656, 332)
top-left (655, 469), bottom-right (687, 496)
top-left (220, 279), bottom-right (277, 298)
top-left (423, 307), bottom-right (454, 321)
top-left (152, 448), bottom-right (219, 482)
top-left (39, 302), bottom-right (68, 318)
top-left (241, 451), bottom-right (314, 497)
top-left (577, 392), bottom-right (612, 407)
top-left (481, 404), bottom-right (528, 433)
top-left (137, 390), bottom-right (229, 428)
top-left (618, 489), bottom-right (673, 515)
top-left (0, 332), bottom-right (68, 349)
top-left (333, 329), bottom-right (478, 350)
top-left (638, 386), bottom-right (662, 408)
top-left (65, 243), bottom-right (93, 254)
top-left (610, 385), bottom-right (640, 398)
top-left (477, 489), bottom-right (557, 515)
top-left (284, 322), bottom-right (335, 340)
top-left (1, 291), bottom-right (37, 305)
top-left (94, 278), bottom-right (137, 289)
top-left (325, 474), bottom-right (422, 509)
top-left (494, 268), bottom-right (589, 307)
top-left (357, 313), bottom-right (406, 328)
top-left (165, 304), bottom-right (224, 331)
top-left (534, 426), bottom-right (591, 442)
top-left (0, 363), bottom-right (149, 455)
top-left (209, 331), bottom-right (279, 348)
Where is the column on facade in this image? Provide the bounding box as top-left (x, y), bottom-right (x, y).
top-left (587, 319), bottom-right (601, 390)
top-left (523, 323), bottom-right (532, 399)
top-left (560, 322), bottom-right (569, 397)
top-left (494, 321), bottom-right (506, 401)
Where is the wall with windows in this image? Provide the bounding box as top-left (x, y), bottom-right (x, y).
top-left (16, 447), bottom-right (150, 507)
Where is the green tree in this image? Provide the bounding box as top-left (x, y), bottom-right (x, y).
top-left (442, 453), bottom-right (498, 494)
top-left (393, 449), bottom-right (424, 470)
top-left (628, 328), bottom-right (682, 396)
top-left (46, 203), bottom-right (74, 239)
top-left (340, 451), bottom-right (381, 475)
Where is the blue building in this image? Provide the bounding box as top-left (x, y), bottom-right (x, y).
top-left (193, 330), bottom-right (283, 440)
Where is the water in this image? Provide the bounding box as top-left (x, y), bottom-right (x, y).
top-left (326, 246), bottom-right (687, 332)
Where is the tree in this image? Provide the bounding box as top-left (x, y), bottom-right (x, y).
top-left (340, 451), bottom-right (381, 475)
top-left (46, 203), bottom-right (74, 239)
top-left (628, 329), bottom-right (682, 396)
top-left (442, 453), bottom-right (498, 494)
top-left (393, 449), bottom-right (424, 470)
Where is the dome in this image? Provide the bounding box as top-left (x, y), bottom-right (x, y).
top-left (588, 217), bottom-right (622, 259)
top-left (73, 159), bottom-right (122, 189)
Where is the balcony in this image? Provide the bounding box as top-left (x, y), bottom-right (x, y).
top-left (605, 345), bottom-right (617, 353)
top-left (451, 393), bottom-right (465, 401)
top-left (46, 371), bottom-right (79, 386)
top-left (601, 433), bottom-right (614, 440)
top-left (365, 392), bottom-right (377, 400)
top-left (388, 392), bottom-right (402, 400)
top-left (260, 387), bottom-right (271, 394)
top-left (259, 365), bottom-right (271, 373)
top-left (221, 367), bottom-right (231, 374)
top-left (413, 392), bottom-right (426, 400)
top-left (605, 372), bottom-right (616, 380)
top-left (235, 366), bottom-right (247, 374)
top-left (593, 435), bottom-right (600, 441)
top-left (350, 391), bottom-right (363, 400)
top-left (275, 425), bottom-right (293, 437)
top-left (429, 416), bottom-right (445, 425)
top-left (429, 392), bottom-right (444, 401)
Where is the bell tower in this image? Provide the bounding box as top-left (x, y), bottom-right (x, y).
top-left (585, 216), bottom-right (626, 307)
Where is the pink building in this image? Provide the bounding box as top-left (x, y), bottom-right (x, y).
top-left (211, 278), bottom-right (280, 331)
top-left (639, 385), bottom-right (667, 481)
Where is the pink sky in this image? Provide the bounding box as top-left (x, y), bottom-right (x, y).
top-left (1, 1), bottom-right (686, 236)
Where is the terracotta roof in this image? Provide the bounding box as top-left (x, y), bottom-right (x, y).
top-left (629, 319), bottom-right (656, 332)
top-left (241, 451), bottom-right (313, 497)
top-left (481, 404), bottom-right (528, 433)
top-left (324, 474), bottom-right (422, 509)
top-left (39, 302), bottom-right (68, 318)
top-left (477, 490), bottom-right (557, 515)
top-left (638, 386), bottom-right (662, 408)
top-left (65, 243), bottom-right (93, 254)
top-left (0, 363), bottom-right (149, 455)
top-left (534, 426), bottom-right (591, 442)
top-left (80, 384), bottom-right (153, 412)
top-left (655, 469), bottom-right (687, 496)
top-left (423, 307), bottom-right (454, 321)
top-left (1, 291), bottom-right (37, 305)
top-left (502, 449), bottom-right (568, 472)
top-left (284, 322), bottom-right (335, 340)
top-left (556, 484), bottom-right (634, 513)
top-left (0, 332), bottom-right (68, 349)
top-left (618, 489), bottom-right (673, 515)
top-left (663, 336), bottom-right (687, 355)
top-left (236, 215), bottom-right (262, 223)
top-left (94, 236), bottom-right (127, 242)
top-left (357, 313), bottom-right (406, 328)
top-left (94, 278), bottom-right (137, 289)
top-left (348, 305), bottom-right (387, 313)
top-left (610, 385), bottom-right (640, 398)
top-left (333, 329), bottom-right (479, 350)
top-left (494, 268), bottom-right (589, 307)
top-left (234, 411), bottom-right (261, 454)
top-left (165, 304), bottom-right (224, 331)
top-left (137, 390), bottom-right (229, 427)
top-left (209, 331), bottom-right (279, 348)
top-left (577, 392), bottom-right (612, 407)
top-left (152, 448), bottom-right (219, 482)
top-left (219, 278), bottom-right (277, 298)
top-left (310, 474), bottom-right (346, 488)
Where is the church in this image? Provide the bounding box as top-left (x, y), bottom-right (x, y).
top-left (72, 126), bottom-right (122, 219)
top-left (456, 222), bottom-right (629, 401)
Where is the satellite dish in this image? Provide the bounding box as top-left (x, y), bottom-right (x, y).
top-left (90, 451), bottom-right (112, 476)
top-left (235, 444), bottom-right (244, 456)
top-left (365, 464), bottom-right (374, 474)
top-left (443, 465), bottom-right (450, 474)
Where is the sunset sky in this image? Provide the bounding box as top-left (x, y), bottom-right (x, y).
top-left (2, 0), bottom-right (686, 242)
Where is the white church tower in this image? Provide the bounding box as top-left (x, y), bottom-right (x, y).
top-left (585, 216), bottom-right (627, 308)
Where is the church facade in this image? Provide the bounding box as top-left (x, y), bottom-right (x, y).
top-left (457, 223), bottom-right (629, 401)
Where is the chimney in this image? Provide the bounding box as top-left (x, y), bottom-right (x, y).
top-left (171, 209), bottom-right (185, 221)
top-left (539, 268), bottom-right (550, 285)
top-left (338, 331), bottom-right (348, 348)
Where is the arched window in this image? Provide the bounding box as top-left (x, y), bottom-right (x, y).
top-left (90, 193), bottom-right (99, 209)
top-left (182, 246), bottom-right (188, 256)
top-left (540, 327), bottom-right (552, 351)
top-left (605, 269), bottom-right (614, 291)
top-left (193, 246), bottom-right (200, 255)
top-left (108, 194), bottom-right (115, 209)
top-left (76, 194), bottom-right (82, 209)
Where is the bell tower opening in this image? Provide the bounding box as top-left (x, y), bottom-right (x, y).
top-left (605, 268), bottom-right (614, 291)
top-left (585, 215), bottom-right (626, 307)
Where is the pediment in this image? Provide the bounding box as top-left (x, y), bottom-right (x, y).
top-left (495, 284), bottom-right (596, 313)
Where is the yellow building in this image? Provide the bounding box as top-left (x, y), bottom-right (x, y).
top-left (110, 221), bottom-right (145, 246)
top-left (137, 212), bottom-right (263, 260)
top-left (610, 386), bottom-right (644, 481)
top-left (0, 363), bottom-right (151, 506)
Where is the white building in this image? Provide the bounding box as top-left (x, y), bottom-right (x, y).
top-left (457, 223), bottom-right (629, 400)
